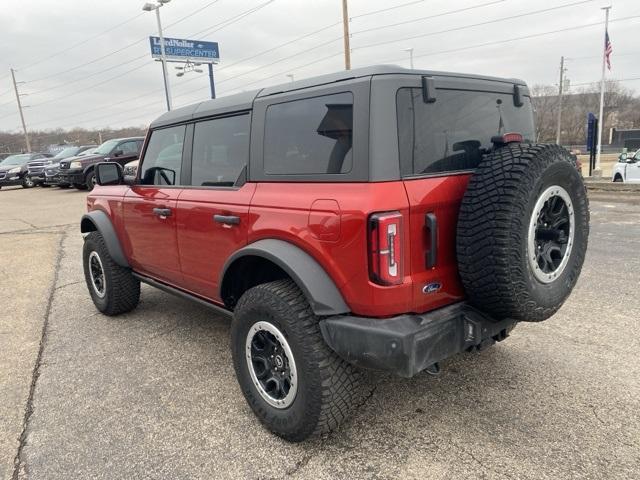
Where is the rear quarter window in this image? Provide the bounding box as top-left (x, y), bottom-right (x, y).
top-left (263, 92), bottom-right (353, 175)
top-left (396, 87), bottom-right (535, 177)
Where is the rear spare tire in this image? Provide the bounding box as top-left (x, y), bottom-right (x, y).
top-left (457, 144), bottom-right (589, 322)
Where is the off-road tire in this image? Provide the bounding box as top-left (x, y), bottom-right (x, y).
top-left (457, 144), bottom-right (589, 322)
top-left (82, 231), bottom-right (140, 315)
top-left (231, 279), bottom-right (368, 442)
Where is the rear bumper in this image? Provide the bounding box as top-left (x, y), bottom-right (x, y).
top-left (319, 303), bottom-right (516, 378)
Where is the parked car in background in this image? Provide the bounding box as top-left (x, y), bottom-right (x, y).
top-left (122, 159), bottom-right (139, 179)
top-left (29, 145), bottom-right (97, 187)
top-left (59, 137), bottom-right (144, 191)
top-left (612, 150), bottom-right (640, 183)
top-left (0, 153), bottom-right (53, 189)
top-left (43, 146), bottom-right (99, 188)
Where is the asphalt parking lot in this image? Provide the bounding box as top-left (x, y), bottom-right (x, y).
top-left (1, 185), bottom-right (639, 480)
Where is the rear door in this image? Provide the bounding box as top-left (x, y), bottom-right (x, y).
top-left (123, 125), bottom-right (186, 285)
top-left (393, 76), bottom-right (536, 313)
top-left (175, 112), bottom-right (254, 300)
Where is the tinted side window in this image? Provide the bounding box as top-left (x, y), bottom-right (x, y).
top-left (396, 88), bottom-right (535, 176)
top-left (264, 92), bottom-right (353, 175)
top-left (139, 125), bottom-right (185, 186)
top-left (190, 114), bottom-right (250, 187)
top-left (119, 141), bottom-right (139, 155)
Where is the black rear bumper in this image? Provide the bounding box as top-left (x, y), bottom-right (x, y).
top-left (319, 303), bottom-right (516, 378)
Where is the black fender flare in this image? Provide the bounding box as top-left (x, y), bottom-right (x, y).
top-left (220, 239), bottom-right (349, 316)
top-left (80, 210), bottom-right (129, 267)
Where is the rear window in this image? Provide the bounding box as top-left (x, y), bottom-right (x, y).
top-left (264, 92), bottom-right (353, 175)
top-left (396, 87), bottom-right (535, 176)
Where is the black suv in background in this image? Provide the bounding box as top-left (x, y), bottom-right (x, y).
top-left (29, 145), bottom-right (97, 187)
top-left (59, 137), bottom-right (144, 190)
top-left (0, 153), bottom-right (53, 189)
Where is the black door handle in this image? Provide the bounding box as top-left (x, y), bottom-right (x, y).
top-left (214, 214), bottom-right (240, 225)
top-left (153, 207), bottom-right (172, 217)
top-left (425, 213), bottom-right (437, 268)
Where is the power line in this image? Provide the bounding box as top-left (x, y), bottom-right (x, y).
top-left (17, 13), bottom-right (145, 72)
top-left (192, 0), bottom-right (276, 39)
top-left (352, 0), bottom-right (599, 51)
top-left (376, 14), bottom-right (640, 65)
top-left (24, 0), bottom-right (223, 85)
top-left (351, 0), bottom-right (506, 36)
top-left (350, 0), bottom-right (425, 20)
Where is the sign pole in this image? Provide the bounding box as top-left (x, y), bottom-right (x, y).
top-left (155, 7), bottom-right (172, 111)
top-left (208, 64), bottom-right (216, 99)
top-left (595, 5), bottom-right (611, 174)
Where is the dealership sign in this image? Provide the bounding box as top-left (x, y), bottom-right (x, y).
top-left (149, 36), bottom-right (219, 63)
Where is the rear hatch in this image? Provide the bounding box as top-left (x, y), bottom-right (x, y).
top-left (396, 80), bottom-right (535, 313)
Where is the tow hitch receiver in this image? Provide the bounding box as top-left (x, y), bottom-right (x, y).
top-left (320, 303), bottom-right (516, 378)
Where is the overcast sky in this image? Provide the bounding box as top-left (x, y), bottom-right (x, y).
top-left (0, 0), bottom-right (637, 133)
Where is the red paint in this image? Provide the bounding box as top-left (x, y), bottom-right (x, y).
top-left (123, 186), bottom-right (183, 285)
top-left (88, 177), bottom-right (468, 318)
top-left (175, 184), bottom-right (256, 299)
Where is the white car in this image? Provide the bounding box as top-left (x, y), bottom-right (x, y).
top-left (612, 150), bottom-right (640, 183)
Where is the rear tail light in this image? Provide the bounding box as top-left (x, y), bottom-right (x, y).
top-left (369, 211), bottom-right (403, 285)
top-left (491, 132), bottom-right (523, 145)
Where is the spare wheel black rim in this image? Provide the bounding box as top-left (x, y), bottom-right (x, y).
top-left (88, 251), bottom-right (106, 298)
top-left (245, 321), bottom-right (298, 409)
top-left (527, 185), bottom-right (575, 283)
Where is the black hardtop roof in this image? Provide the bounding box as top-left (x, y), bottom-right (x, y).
top-left (149, 65), bottom-right (527, 129)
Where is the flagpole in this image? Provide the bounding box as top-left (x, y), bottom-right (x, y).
top-left (595, 5), bottom-right (611, 174)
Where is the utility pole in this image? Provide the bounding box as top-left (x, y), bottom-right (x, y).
top-left (403, 48), bottom-right (414, 69)
top-left (341, 0), bottom-right (351, 70)
top-left (595, 5), bottom-right (611, 174)
top-left (555, 56), bottom-right (566, 145)
top-left (10, 68), bottom-right (31, 152)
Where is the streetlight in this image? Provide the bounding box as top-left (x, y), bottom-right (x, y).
top-left (143, 0), bottom-right (172, 111)
top-left (403, 48), bottom-right (414, 69)
top-left (286, 74), bottom-right (294, 83)
top-left (175, 61), bottom-right (203, 77)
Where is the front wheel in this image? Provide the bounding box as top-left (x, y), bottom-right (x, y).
top-left (85, 171), bottom-right (97, 191)
top-left (231, 280), bottom-right (367, 442)
top-left (82, 232), bottom-right (140, 315)
top-left (21, 176), bottom-right (35, 188)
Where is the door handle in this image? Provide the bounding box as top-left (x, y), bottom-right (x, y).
top-left (214, 214), bottom-right (240, 225)
top-left (153, 207), bottom-right (172, 218)
top-left (425, 213), bottom-right (437, 268)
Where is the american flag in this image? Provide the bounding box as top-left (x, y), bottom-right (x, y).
top-left (604, 30), bottom-right (612, 70)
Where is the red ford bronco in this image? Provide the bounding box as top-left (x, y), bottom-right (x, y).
top-left (81, 66), bottom-right (589, 442)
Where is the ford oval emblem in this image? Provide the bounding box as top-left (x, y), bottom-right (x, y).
top-left (423, 282), bottom-right (442, 294)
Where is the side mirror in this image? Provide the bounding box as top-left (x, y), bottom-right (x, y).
top-left (619, 153), bottom-right (628, 162)
top-left (95, 162), bottom-right (123, 186)
top-left (112, 149), bottom-right (124, 158)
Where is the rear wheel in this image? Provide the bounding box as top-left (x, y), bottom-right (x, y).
top-left (82, 232), bottom-right (140, 315)
top-left (457, 144), bottom-right (589, 322)
top-left (231, 279), bottom-right (367, 442)
top-left (613, 174), bottom-right (623, 182)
